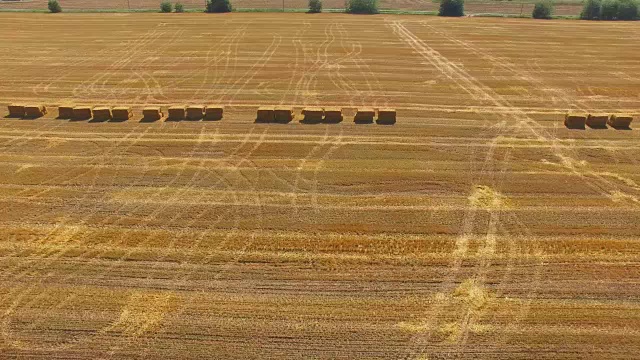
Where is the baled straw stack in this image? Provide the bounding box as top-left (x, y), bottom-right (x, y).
top-left (168, 106), bottom-right (186, 120)
top-left (112, 107), bottom-right (132, 121)
top-left (377, 108), bottom-right (397, 125)
top-left (142, 107), bottom-right (163, 121)
top-left (256, 106), bottom-right (275, 123)
top-left (302, 107), bottom-right (323, 123)
top-left (323, 108), bottom-right (343, 123)
top-left (92, 107), bottom-right (112, 121)
top-left (204, 105), bottom-right (224, 121)
top-left (586, 113), bottom-right (608, 128)
top-left (354, 108), bottom-right (375, 124)
top-left (24, 105), bottom-right (47, 118)
top-left (186, 105), bottom-right (205, 120)
top-left (7, 104), bottom-right (25, 118)
top-left (274, 107), bottom-right (294, 123)
top-left (564, 113), bottom-right (587, 129)
top-left (72, 106), bottom-right (93, 120)
top-left (58, 105), bottom-right (75, 119)
top-left (608, 114), bottom-right (633, 129)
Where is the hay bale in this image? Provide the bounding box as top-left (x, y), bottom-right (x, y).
top-left (564, 113), bottom-right (587, 129)
top-left (24, 105), bottom-right (47, 118)
top-left (608, 114), bottom-right (633, 128)
top-left (204, 105), bottom-right (224, 121)
top-left (302, 107), bottom-right (323, 123)
top-left (7, 104), bottom-right (25, 118)
top-left (92, 107), bottom-right (112, 121)
top-left (72, 106), bottom-right (93, 120)
top-left (586, 113), bottom-right (608, 128)
top-left (112, 106), bottom-right (132, 121)
top-left (256, 107), bottom-right (275, 123)
top-left (58, 105), bottom-right (75, 119)
top-left (168, 106), bottom-right (186, 120)
top-left (143, 107), bottom-right (163, 121)
top-left (377, 108), bottom-right (396, 125)
top-left (186, 105), bottom-right (205, 120)
top-left (323, 108), bottom-right (343, 123)
top-left (274, 107), bottom-right (294, 123)
top-left (354, 108), bottom-right (375, 123)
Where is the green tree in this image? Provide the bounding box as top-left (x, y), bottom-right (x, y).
top-left (309, 0), bottom-right (322, 13)
top-left (439, 0), bottom-right (464, 17)
top-left (532, 1), bottom-right (553, 18)
top-left (206, 0), bottom-right (232, 13)
top-left (48, 0), bottom-right (62, 13)
top-left (600, 0), bottom-right (619, 19)
top-left (580, 0), bottom-right (602, 19)
top-left (160, 0), bottom-right (173, 12)
top-left (346, 0), bottom-right (379, 14)
top-left (175, 2), bottom-right (184, 12)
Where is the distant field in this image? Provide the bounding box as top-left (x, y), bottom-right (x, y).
top-left (0, 0), bottom-right (585, 15)
top-left (1, 13), bottom-right (640, 359)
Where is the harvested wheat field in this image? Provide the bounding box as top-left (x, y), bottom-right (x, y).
top-left (1, 13), bottom-right (640, 359)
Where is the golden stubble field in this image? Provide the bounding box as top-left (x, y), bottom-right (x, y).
top-left (1, 13), bottom-right (640, 359)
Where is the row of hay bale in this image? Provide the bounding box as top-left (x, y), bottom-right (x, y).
top-left (256, 107), bottom-right (396, 124)
top-left (7, 104), bottom-right (47, 118)
top-left (6, 104), bottom-right (224, 121)
top-left (565, 113), bottom-right (633, 129)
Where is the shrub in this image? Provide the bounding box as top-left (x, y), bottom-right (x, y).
top-left (346, 0), bottom-right (379, 14)
top-left (48, 0), bottom-right (62, 13)
top-left (532, 1), bottom-right (553, 18)
top-left (309, 0), bottom-right (322, 12)
top-left (175, 2), bottom-right (184, 12)
top-left (439, 0), bottom-right (464, 17)
top-left (580, 0), bottom-right (602, 19)
top-left (206, 0), bottom-right (232, 12)
top-left (160, 0), bottom-right (173, 12)
top-left (615, 0), bottom-right (638, 19)
top-left (600, 0), bottom-right (619, 18)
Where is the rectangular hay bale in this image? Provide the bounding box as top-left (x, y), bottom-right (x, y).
top-left (302, 107), bottom-right (323, 123)
top-left (256, 107), bottom-right (275, 123)
top-left (72, 106), bottom-right (93, 120)
top-left (58, 105), bottom-right (75, 119)
top-left (186, 105), bottom-right (205, 120)
top-left (143, 107), bottom-right (163, 121)
top-left (377, 108), bottom-right (396, 124)
top-left (323, 108), bottom-right (343, 123)
top-left (7, 104), bottom-right (25, 118)
top-left (168, 106), bottom-right (186, 120)
top-left (354, 108), bottom-right (375, 123)
top-left (586, 113), bottom-right (608, 128)
top-left (92, 107), bottom-right (112, 121)
top-left (608, 114), bottom-right (633, 128)
top-left (112, 107), bottom-right (132, 121)
top-left (24, 105), bottom-right (47, 118)
top-left (204, 105), bottom-right (224, 120)
top-left (564, 113), bottom-right (587, 128)
top-left (274, 107), bottom-right (294, 123)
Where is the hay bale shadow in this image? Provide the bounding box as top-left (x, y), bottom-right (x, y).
top-left (4, 115), bottom-right (22, 119)
top-left (611, 125), bottom-right (632, 130)
top-left (88, 118), bottom-right (109, 123)
top-left (354, 118), bottom-right (374, 124)
top-left (376, 120), bottom-right (396, 125)
top-left (565, 123), bottom-right (585, 130)
top-left (109, 118), bottom-right (128, 123)
top-left (69, 117), bottom-right (91, 122)
top-left (586, 124), bottom-right (608, 130)
top-left (299, 118), bottom-right (323, 125)
top-left (139, 117), bottom-right (161, 123)
top-left (203, 116), bottom-right (222, 122)
top-left (165, 116), bottom-right (182, 122)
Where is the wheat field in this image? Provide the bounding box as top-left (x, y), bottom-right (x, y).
top-left (1, 13), bottom-right (640, 359)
